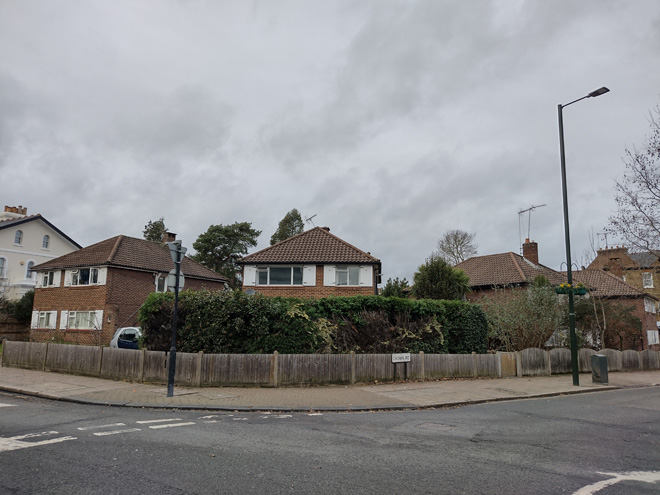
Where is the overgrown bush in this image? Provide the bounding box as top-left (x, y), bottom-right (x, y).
top-left (0, 290), bottom-right (34, 324)
top-left (138, 291), bottom-right (488, 354)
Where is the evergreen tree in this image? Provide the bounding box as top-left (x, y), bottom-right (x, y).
top-left (270, 209), bottom-right (305, 245)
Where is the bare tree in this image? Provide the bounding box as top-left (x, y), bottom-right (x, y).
top-left (435, 229), bottom-right (477, 265)
top-left (608, 104), bottom-right (660, 256)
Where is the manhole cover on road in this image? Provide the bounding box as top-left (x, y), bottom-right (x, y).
top-left (417, 423), bottom-right (455, 431)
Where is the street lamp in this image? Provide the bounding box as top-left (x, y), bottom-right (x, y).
top-left (558, 86), bottom-right (609, 386)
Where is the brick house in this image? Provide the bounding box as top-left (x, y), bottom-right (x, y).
top-left (570, 268), bottom-right (659, 351)
top-left (455, 240), bottom-right (566, 301)
top-left (30, 234), bottom-right (228, 345)
top-left (238, 227), bottom-right (381, 298)
top-left (0, 205), bottom-right (81, 300)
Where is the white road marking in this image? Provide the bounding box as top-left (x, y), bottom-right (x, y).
top-left (574, 470), bottom-right (660, 494)
top-left (136, 418), bottom-right (182, 424)
top-left (274, 415), bottom-right (292, 419)
top-left (0, 403), bottom-right (16, 408)
top-left (0, 431), bottom-right (76, 452)
top-left (232, 418), bottom-right (248, 421)
top-left (149, 422), bottom-right (195, 429)
top-left (308, 413), bottom-right (323, 416)
top-left (93, 428), bottom-right (142, 436)
top-left (78, 423), bottom-right (126, 431)
top-left (199, 415), bottom-right (218, 419)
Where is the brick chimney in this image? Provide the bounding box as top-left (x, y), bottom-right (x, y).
top-left (1, 205), bottom-right (28, 220)
top-left (522, 238), bottom-right (539, 265)
top-left (162, 232), bottom-right (177, 243)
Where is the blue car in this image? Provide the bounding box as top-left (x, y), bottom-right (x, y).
top-left (109, 327), bottom-right (142, 349)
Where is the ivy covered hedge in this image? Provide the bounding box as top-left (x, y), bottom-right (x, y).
top-left (138, 291), bottom-right (488, 355)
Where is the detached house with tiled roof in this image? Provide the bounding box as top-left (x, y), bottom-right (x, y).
top-left (30, 234), bottom-right (228, 346)
top-left (0, 205), bottom-right (81, 300)
top-left (238, 227), bottom-right (381, 298)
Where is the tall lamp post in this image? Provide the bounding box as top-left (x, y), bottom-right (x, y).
top-left (558, 86), bottom-right (609, 386)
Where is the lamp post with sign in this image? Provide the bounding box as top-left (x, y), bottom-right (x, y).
top-left (165, 240), bottom-right (187, 398)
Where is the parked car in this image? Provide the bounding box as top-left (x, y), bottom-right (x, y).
top-left (110, 327), bottom-right (142, 349)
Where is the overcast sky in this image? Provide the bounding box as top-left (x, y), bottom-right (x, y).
top-left (2, 0), bottom-right (659, 283)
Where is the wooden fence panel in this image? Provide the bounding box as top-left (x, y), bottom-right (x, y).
top-left (622, 350), bottom-right (641, 371)
top-left (425, 354), bottom-right (474, 378)
top-left (202, 354), bottom-right (272, 386)
top-left (640, 350), bottom-right (660, 370)
top-left (2, 341), bottom-right (47, 369)
top-left (45, 344), bottom-right (100, 376)
top-left (475, 354), bottom-right (499, 377)
top-left (550, 348), bottom-right (571, 374)
top-left (521, 348), bottom-right (548, 376)
top-left (173, 352), bottom-right (199, 386)
top-left (100, 348), bottom-right (142, 381)
top-left (354, 354), bottom-right (393, 382)
top-left (142, 350), bottom-right (167, 383)
top-left (578, 348), bottom-right (596, 373)
top-left (499, 352), bottom-right (517, 377)
top-left (599, 349), bottom-right (622, 371)
top-left (279, 354), bottom-right (353, 385)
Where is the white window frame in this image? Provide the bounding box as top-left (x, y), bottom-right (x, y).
top-left (155, 273), bottom-right (167, 292)
top-left (647, 329), bottom-right (660, 345)
top-left (14, 230), bottom-right (23, 245)
top-left (336, 265), bottom-right (360, 286)
top-left (71, 268), bottom-right (100, 286)
top-left (256, 266), bottom-right (304, 286)
top-left (31, 310), bottom-right (57, 329)
top-left (644, 298), bottom-right (657, 314)
top-left (66, 310), bottom-right (103, 330)
top-left (643, 272), bottom-right (654, 289)
top-left (42, 235), bottom-right (50, 249)
top-left (25, 260), bottom-right (36, 279)
top-left (0, 257), bottom-right (6, 278)
top-left (41, 270), bottom-right (61, 288)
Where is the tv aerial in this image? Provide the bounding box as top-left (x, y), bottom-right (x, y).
top-left (305, 214), bottom-right (317, 227)
top-left (518, 204), bottom-right (546, 253)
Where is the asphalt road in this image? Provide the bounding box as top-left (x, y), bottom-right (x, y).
top-left (1, 388), bottom-right (659, 494)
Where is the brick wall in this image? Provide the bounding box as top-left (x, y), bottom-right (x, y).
top-left (248, 265), bottom-right (375, 298)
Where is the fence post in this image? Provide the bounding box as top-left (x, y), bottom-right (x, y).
top-left (1, 338), bottom-right (6, 367)
top-left (272, 351), bottom-right (279, 388)
top-left (515, 351), bottom-right (522, 377)
top-left (97, 346), bottom-right (103, 377)
top-left (546, 350), bottom-right (552, 376)
top-left (496, 352), bottom-right (502, 378)
top-left (350, 351), bottom-right (356, 384)
top-left (419, 351), bottom-right (425, 381)
top-left (472, 351), bottom-right (478, 378)
top-left (139, 349), bottom-right (145, 383)
top-left (195, 351), bottom-right (203, 387)
top-left (42, 342), bottom-right (49, 371)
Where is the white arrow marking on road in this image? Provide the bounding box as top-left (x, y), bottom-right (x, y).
top-left (0, 431), bottom-right (76, 452)
top-left (574, 470), bottom-right (660, 494)
top-left (149, 422), bottom-right (195, 429)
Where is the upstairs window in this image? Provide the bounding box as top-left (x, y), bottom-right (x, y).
top-left (256, 266), bottom-right (303, 285)
top-left (643, 272), bottom-right (654, 289)
top-left (0, 257), bottom-right (5, 278)
top-left (42, 235), bottom-right (50, 249)
top-left (26, 261), bottom-right (35, 279)
top-left (14, 230), bottom-right (23, 245)
top-left (72, 268), bottom-right (99, 285)
top-left (42, 271), bottom-right (57, 287)
top-left (644, 298), bottom-right (657, 314)
top-left (336, 265), bottom-right (360, 286)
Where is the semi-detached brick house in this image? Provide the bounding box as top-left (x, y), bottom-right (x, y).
top-left (31, 234), bottom-right (228, 346)
top-left (238, 227), bottom-right (381, 298)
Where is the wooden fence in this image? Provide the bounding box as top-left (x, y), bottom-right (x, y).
top-left (2, 340), bottom-right (659, 387)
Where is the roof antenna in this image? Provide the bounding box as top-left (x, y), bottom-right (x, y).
top-left (305, 214), bottom-right (317, 227)
top-left (518, 204), bottom-right (546, 254)
top-left (597, 232), bottom-right (609, 249)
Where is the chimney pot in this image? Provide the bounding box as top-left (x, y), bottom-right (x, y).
top-left (522, 239), bottom-right (539, 265)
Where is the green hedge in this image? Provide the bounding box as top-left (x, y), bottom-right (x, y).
top-left (138, 291), bottom-right (488, 355)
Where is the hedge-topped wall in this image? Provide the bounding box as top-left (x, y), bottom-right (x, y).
top-left (138, 291), bottom-right (488, 355)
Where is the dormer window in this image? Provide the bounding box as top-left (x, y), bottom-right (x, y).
top-left (14, 230), bottom-right (23, 245)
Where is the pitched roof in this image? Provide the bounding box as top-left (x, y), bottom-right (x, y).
top-left (570, 269), bottom-right (657, 300)
top-left (238, 227), bottom-right (380, 265)
top-left (0, 214), bottom-right (81, 249)
top-left (628, 252), bottom-right (659, 268)
top-left (32, 235), bottom-right (228, 282)
top-left (455, 252), bottom-right (566, 288)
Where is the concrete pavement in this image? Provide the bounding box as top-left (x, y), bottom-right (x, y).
top-left (1, 365), bottom-right (659, 412)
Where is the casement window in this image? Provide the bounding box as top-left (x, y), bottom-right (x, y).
top-left (156, 274), bottom-right (167, 292)
top-left (647, 330), bottom-right (660, 345)
top-left (0, 257), bottom-right (6, 278)
top-left (643, 272), bottom-right (654, 288)
top-left (336, 265), bottom-right (360, 286)
top-left (257, 266), bottom-right (303, 285)
top-left (65, 310), bottom-right (103, 330)
top-left (14, 230), bottom-right (23, 245)
top-left (42, 235), bottom-right (50, 249)
top-left (72, 268), bottom-right (99, 285)
top-left (41, 271), bottom-right (61, 288)
top-left (30, 310), bottom-right (57, 329)
top-left (644, 298), bottom-right (657, 314)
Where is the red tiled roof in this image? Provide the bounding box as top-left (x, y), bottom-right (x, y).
top-left (238, 227), bottom-right (380, 265)
top-left (0, 214), bottom-right (81, 249)
top-left (455, 252), bottom-right (566, 287)
top-left (33, 235), bottom-right (227, 282)
top-left (570, 269), bottom-right (657, 300)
